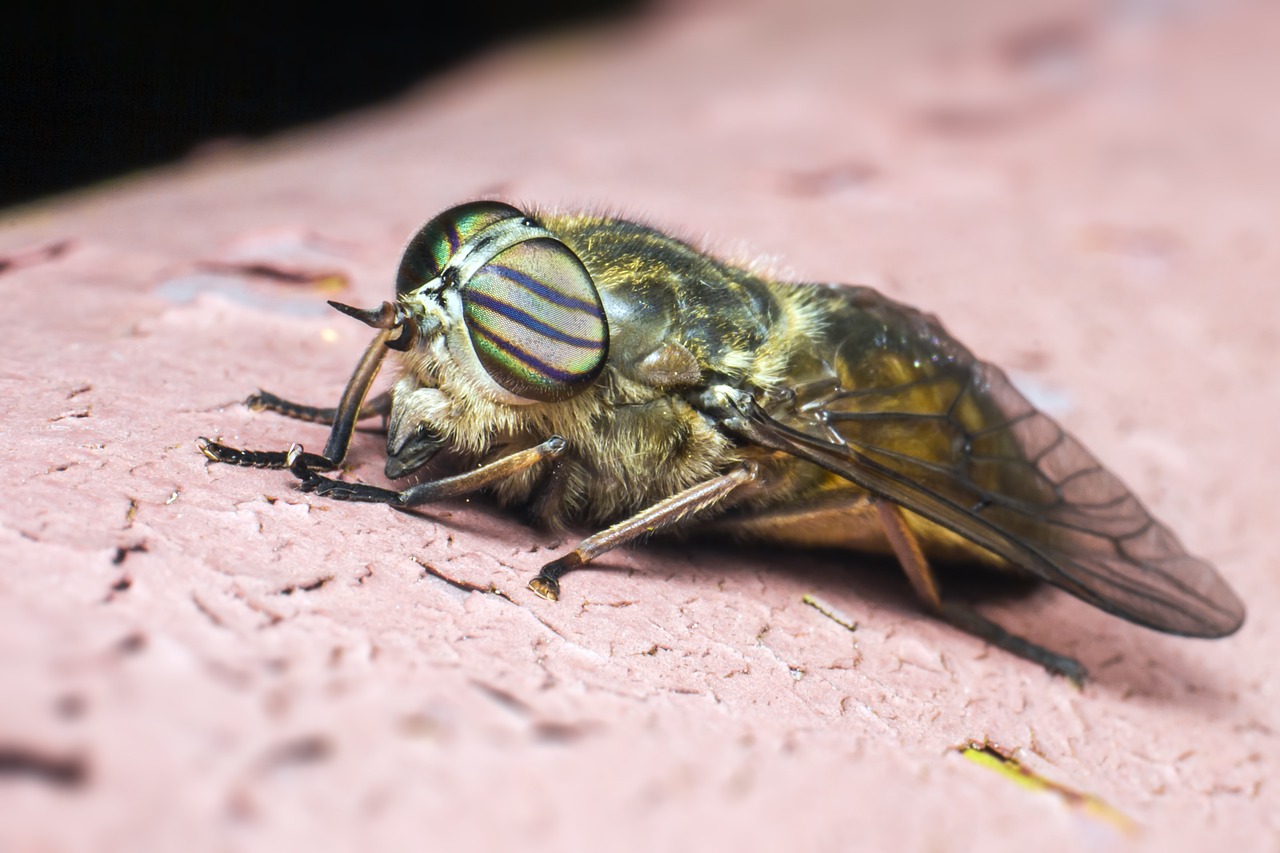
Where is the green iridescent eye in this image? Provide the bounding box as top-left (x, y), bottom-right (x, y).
top-left (461, 238), bottom-right (608, 402)
top-left (396, 201), bottom-right (523, 295)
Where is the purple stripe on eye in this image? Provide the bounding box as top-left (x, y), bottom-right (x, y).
top-left (470, 325), bottom-right (588, 385)
top-left (466, 291), bottom-right (603, 350)
top-left (487, 264), bottom-right (602, 315)
top-left (445, 225), bottom-right (460, 254)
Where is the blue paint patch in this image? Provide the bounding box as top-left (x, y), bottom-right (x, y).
top-left (1008, 370), bottom-right (1075, 417)
top-left (153, 275), bottom-right (331, 317)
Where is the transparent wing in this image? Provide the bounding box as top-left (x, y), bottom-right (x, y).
top-left (744, 358), bottom-right (1243, 638)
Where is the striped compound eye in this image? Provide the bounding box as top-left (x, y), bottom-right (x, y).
top-left (461, 237), bottom-right (608, 402)
top-left (396, 201), bottom-right (523, 295)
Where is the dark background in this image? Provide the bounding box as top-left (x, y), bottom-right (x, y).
top-left (2, 2), bottom-right (643, 210)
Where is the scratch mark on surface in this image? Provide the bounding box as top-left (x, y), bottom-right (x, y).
top-left (276, 576), bottom-right (333, 595)
top-left (803, 594), bottom-right (859, 633)
top-left (413, 557), bottom-right (513, 601)
top-left (0, 746), bottom-right (88, 789)
top-left (258, 736), bottom-right (332, 772)
top-left (192, 594), bottom-right (226, 629)
top-left (0, 240), bottom-right (74, 276)
top-left (472, 680), bottom-right (533, 717)
top-left (112, 543), bottom-right (147, 565)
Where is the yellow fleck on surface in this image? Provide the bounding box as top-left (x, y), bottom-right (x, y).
top-left (959, 741), bottom-right (1137, 836)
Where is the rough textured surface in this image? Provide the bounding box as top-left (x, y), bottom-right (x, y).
top-left (2, 1), bottom-right (1277, 850)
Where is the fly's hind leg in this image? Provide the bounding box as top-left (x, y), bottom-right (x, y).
top-left (874, 499), bottom-right (1087, 685)
top-left (528, 462), bottom-right (763, 601)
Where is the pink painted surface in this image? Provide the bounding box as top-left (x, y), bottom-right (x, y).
top-left (2, 2), bottom-right (1277, 850)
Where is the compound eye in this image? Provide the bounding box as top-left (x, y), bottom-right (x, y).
top-left (461, 238), bottom-right (608, 402)
top-left (396, 201), bottom-right (523, 295)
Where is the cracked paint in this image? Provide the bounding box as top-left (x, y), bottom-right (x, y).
top-left (1, 3), bottom-right (1278, 851)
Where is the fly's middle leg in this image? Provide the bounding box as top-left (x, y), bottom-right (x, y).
top-left (528, 462), bottom-right (762, 600)
top-left (290, 438), bottom-right (568, 506)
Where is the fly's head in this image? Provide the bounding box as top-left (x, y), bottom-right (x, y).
top-left (331, 201), bottom-right (611, 477)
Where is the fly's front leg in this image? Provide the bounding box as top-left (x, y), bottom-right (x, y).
top-left (198, 438), bottom-right (337, 472)
top-left (201, 390), bottom-right (392, 469)
top-left (247, 389), bottom-right (392, 426)
top-left (290, 438), bottom-right (568, 506)
top-left (874, 499), bottom-right (1087, 685)
top-left (528, 462), bottom-right (762, 601)
top-left (198, 328), bottom-right (393, 471)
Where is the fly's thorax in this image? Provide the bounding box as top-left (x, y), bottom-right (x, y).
top-left (595, 272), bottom-right (831, 402)
top-left (540, 212), bottom-right (832, 399)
